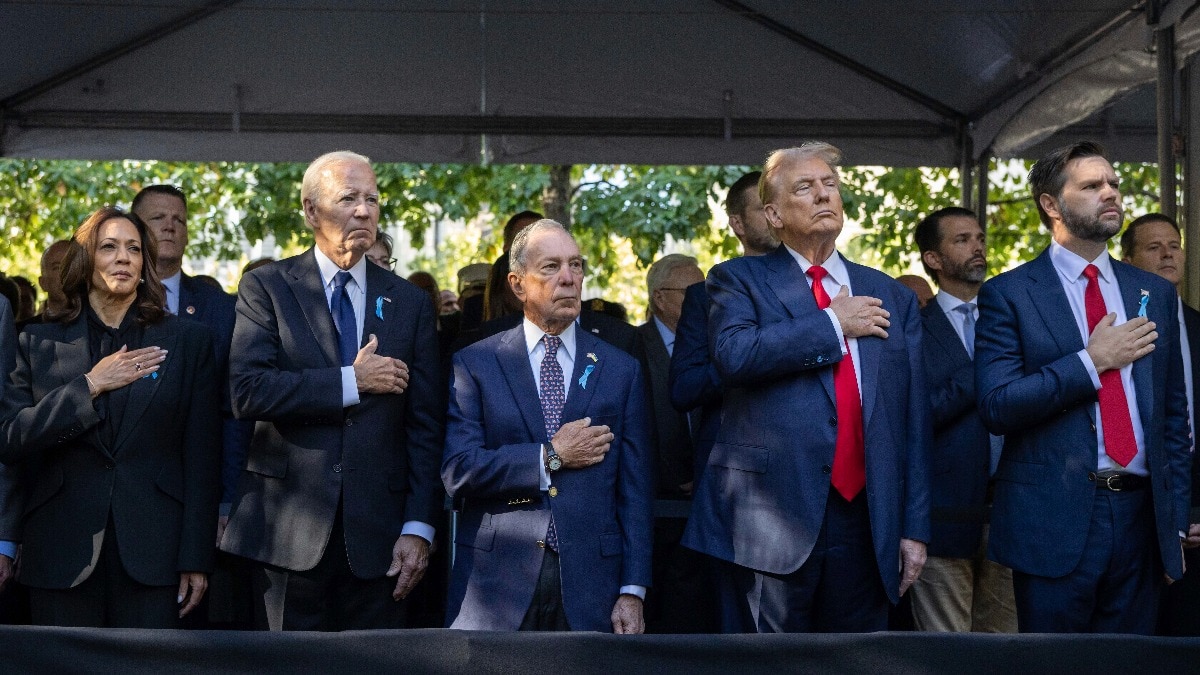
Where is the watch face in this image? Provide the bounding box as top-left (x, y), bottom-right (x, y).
top-left (549, 456), bottom-right (563, 471)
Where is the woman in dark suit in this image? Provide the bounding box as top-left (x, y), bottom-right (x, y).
top-left (0, 206), bottom-right (220, 628)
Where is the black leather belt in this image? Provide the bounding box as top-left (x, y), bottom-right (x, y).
top-left (1088, 471), bottom-right (1148, 492)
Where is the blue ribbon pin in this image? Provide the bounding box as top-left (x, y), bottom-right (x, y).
top-left (1137, 289), bottom-right (1149, 318)
top-left (578, 364), bottom-right (595, 389)
top-left (375, 296), bottom-right (385, 320)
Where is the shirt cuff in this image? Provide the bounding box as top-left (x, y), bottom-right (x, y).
top-left (0, 541), bottom-right (16, 560)
top-left (401, 521), bottom-right (435, 544)
top-left (1076, 349), bottom-right (1102, 390)
top-left (539, 444), bottom-right (551, 491)
top-left (341, 366), bottom-right (361, 407)
top-left (619, 585), bottom-right (646, 601)
top-left (824, 308), bottom-right (848, 355)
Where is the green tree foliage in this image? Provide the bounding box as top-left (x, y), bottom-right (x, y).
top-left (0, 157), bottom-right (1162, 304)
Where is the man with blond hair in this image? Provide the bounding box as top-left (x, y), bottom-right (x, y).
top-left (684, 142), bottom-right (931, 632)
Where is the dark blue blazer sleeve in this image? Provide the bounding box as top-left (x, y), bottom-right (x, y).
top-left (669, 281), bottom-right (722, 413)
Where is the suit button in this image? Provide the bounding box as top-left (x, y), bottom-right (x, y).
top-left (828, 417), bottom-right (837, 427)
top-left (1091, 424), bottom-right (1097, 432)
top-left (536, 540), bottom-right (546, 548)
top-left (822, 465), bottom-right (831, 474)
top-left (333, 463), bottom-right (342, 473)
top-left (549, 487), bottom-right (558, 497)
top-left (346, 418), bottom-right (353, 427)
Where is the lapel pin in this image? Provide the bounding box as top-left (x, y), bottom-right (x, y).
top-left (579, 364), bottom-right (596, 389)
top-left (1137, 289), bottom-right (1150, 318)
top-left (587, 353), bottom-right (597, 362)
top-left (185, 305), bottom-right (196, 315)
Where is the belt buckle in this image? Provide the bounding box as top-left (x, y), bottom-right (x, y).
top-left (1104, 474), bottom-right (1123, 492)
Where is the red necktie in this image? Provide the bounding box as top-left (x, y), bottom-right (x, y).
top-left (1082, 264), bottom-right (1137, 467)
top-left (808, 265), bottom-right (865, 500)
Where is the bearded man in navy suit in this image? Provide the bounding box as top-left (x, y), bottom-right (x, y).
top-left (683, 142), bottom-right (931, 632)
top-left (976, 141), bottom-right (1191, 634)
top-left (443, 219), bottom-right (653, 633)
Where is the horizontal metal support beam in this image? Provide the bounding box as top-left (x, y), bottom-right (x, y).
top-left (10, 110), bottom-right (953, 140)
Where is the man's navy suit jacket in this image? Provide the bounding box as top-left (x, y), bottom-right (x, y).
top-left (682, 246), bottom-right (932, 603)
top-left (920, 299), bottom-right (990, 559)
top-left (221, 250), bottom-right (445, 578)
top-left (976, 249), bottom-right (1191, 580)
top-left (669, 281), bottom-right (722, 483)
top-left (442, 324), bottom-right (654, 631)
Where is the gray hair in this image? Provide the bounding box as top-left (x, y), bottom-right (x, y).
top-left (509, 219), bottom-right (572, 276)
top-left (760, 141), bottom-right (843, 205)
top-left (301, 150), bottom-right (372, 205)
top-left (646, 253), bottom-right (699, 295)
top-left (374, 230), bottom-right (394, 256)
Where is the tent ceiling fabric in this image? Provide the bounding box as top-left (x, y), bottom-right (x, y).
top-left (0, 0), bottom-right (1191, 167)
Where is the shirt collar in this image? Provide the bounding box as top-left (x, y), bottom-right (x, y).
top-left (313, 247), bottom-right (368, 293)
top-left (935, 290), bottom-right (977, 315)
top-left (784, 245), bottom-right (849, 287)
top-left (1049, 240), bottom-right (1114, 285)
top-left (652, 315), bottom-right (674, 346)
top-left (523, 317), bottom-right (577, 362)
top-left (161, 271), bottom-right (182, 295)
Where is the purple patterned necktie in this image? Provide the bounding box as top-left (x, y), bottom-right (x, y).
top-left (540, 335), bottom-right (565, 551)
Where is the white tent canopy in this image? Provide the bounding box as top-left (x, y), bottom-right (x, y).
top-left (3, 0), bottom-right (1197, 168)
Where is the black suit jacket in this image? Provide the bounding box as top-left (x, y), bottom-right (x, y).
top-left (0, 313), bottom-right (220, 588)
top-left (637, 320), bottom-right (694, 497)
top-left (0, 297), bottom-right (19, 547)
top-left (176, 273), bottom-right (251, 506)
top-left (920, 299), bottom-right (990, 559)
top-left (221, 250), bottom-right (445, 578)
top-left (1184, 302), bottom-right (1200, 512)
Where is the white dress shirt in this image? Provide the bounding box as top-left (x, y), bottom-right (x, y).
top-left (313, 248), bottom-right (367, 409)
top-left (1048, 242), bottom-right (1147, 476)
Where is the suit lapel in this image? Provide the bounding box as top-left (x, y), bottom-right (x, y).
top-left (51, 316), bottom-right (91, 391)
top-left (845, 259), bottom-right (881, 430)
top-left (922, 300), bottom-right (971, 364)
top-left (1113, 260), bottom-right (1155, 428)
top-left (763, 246), bottom-right (836, 406)
top-left (288, 250), bottom-right (341, 367)
top-left (497, 326), bottom-right (547, 440)
top-left (363, 265), bottom-right (399, 346)
top-left (177, 274), bottom-right (196, 318)
top-left (113, 319), bottom-right (176, 450)
top-left (1025, 250), bottom-right (1086, 356)
top-left (561, 329), bottom-right (601, 425)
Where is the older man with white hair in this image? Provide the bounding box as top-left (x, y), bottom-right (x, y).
top-left (221, 151), bottom-right (445, 631)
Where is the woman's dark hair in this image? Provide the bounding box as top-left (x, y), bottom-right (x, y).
top-left (406, 271), bottom-right (441, 318)
top-left (48, 206), bottom-right (167, 326)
